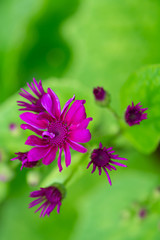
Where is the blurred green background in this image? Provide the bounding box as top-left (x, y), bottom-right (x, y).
top-left (0, 0), bottom-right (160, 239)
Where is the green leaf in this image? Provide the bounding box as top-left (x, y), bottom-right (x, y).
top-left (121, 65), bottom-right (160, 154)
top-left (69, 171), bottom-right (158, 240)
top-left (63, 0), bottom-right (160, 113)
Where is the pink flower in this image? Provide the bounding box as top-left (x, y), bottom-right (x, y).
top-left (20, 88), bottom-right (92, 171)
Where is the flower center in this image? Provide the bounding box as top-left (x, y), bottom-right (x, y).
top-left (43, 120), bottom-right (68, 147)
top-left (129, 110), bottom-right (141, 121)
top-left (91, 149), bottom-right (110, 167)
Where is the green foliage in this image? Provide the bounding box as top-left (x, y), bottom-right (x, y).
top-left (0, 0), bottom-right (79, 102)
top-left (0, 0), bottom-right (160, 239)
top-left (121, 65), bottom-right (160, 154)
top-left (63, 0), bottom-right (160, 113)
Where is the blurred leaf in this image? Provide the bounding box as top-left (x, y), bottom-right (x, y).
top-left (0, 0), bottom-right (44, 102)
top-left (121, 65), bottom-right (160, 154)
top-left (69, 170), bottom-right (158, 240)
top-left (0, 0), bottom-right (80, 102)
top-left (0, 195), bottom-right (78, 240)
top-left (63, 0), bottom-right (160, 114)
top-left (0, 182), bottom-right (8, 203)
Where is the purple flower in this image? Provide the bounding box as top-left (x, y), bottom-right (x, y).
top-left (17, 78), bottom-right (46, 113)
top-left (20, 88), bottom-right (92, 171)
top-left (93, 87), bottom-right (106, 101)
top-left (29, 186), bottom-right (63, 217)
top-left (11, 152), bottom-right (39, 170)
top-left (87, 143), bottom-right (127, 185)
top-left (125, 102), bottom-right (148, 126)
top-left (139, 208), bottom-right (147, 219)
top-left (9, 123), bottom-right (17, 131)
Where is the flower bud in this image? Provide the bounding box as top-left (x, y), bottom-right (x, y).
top-left (93, 87), bottom-right (110, 107)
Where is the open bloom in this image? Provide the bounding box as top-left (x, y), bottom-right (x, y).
top-left (125, 102), bottom-right (148, 126)
top-left (20, 88), bottom-right (92, 171)
top-left (17, 78), bottom-right (46, 113)
top-left (29, 186), bottom-right (63, 217)
top-left (11, 152), bottom-right (39, 170)
top-left (87, 143), bottom-right (127, 185)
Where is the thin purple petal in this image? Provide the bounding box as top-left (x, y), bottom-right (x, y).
top-left (63, 144), bottom-right (71, 167)
top-left (42, 146), bottom-right (58, 165)
top-left (68, 139), bottom-right (87, 153)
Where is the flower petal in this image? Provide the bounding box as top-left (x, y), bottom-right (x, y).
top-left (37, 112), bottom-right (53, 122)
top-left (57, 148), bottom-right (63, 172)
top-left (42, 146), bottom-right (58, 165)
top-left (28, 146), bottom-right (51, 162)
top-left (47, 88), bottom-right (61, 118)
top-left (63, 144), bottom-right (71, 167)
top-left (70, 105), bottom-right (86, 124)
top-left (25, 135), bottom-right (49, 147)
top-left (98, 167), bottom-right (102, 175)
top-left (70, 117), bottom-right (93, 131)
top-left (41, 93), bottom-right (56, 118)
top-left (87, 161), bottom-right (92, 169)
top-left (61, 95), bottom-right (75, 120)
top-left (21, 124), bottom-right (43, 135)
top-left (103, 167), bottom-right (112, 185)
top-left (110, 160), bottom-right (127, 167)
top-left (69, 129), bottom-right (91, 143)
top-left (64, 100), bottom-right (85, 125)
top-left (68, 139), bottom-right (87, 153)
top-left (91, 164), bottom-right (96, 173)
top-left (20, 112), bottom-right (48, 130)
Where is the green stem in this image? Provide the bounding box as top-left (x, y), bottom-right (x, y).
top-left (63, 153), bottom-right (88, 187)
top-left (107, 105), bottom-right (121, 122)
top-left (107, 105), bottom-right (125, 133)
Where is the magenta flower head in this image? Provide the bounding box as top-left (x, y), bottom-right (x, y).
top-left (11, 152), bottom-right (39, 170)
top-left (17, 78), bottom-right (46, 113)
top-left (125, 102), bottom-right (148, 126)
top-left (29, 184), bottom-right (65, 217)
top-left (20, 88), bottom-right (92, 171)
top-left (87, 143), bottom-right (127, 185)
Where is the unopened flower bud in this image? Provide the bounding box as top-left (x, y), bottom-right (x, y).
top-left (138, 208), bottom-right (147, 219)
top-left (93, 87), bottom-right (110, 107)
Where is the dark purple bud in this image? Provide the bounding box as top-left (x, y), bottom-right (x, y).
top-left (93, 87), bottom-right (106, 100)
top-left (139, 208), bottom-right (147, 219)
top-left (9, 123), bottom-right (17, 131)
top-left (93, 87), bottom-right (110, 107)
